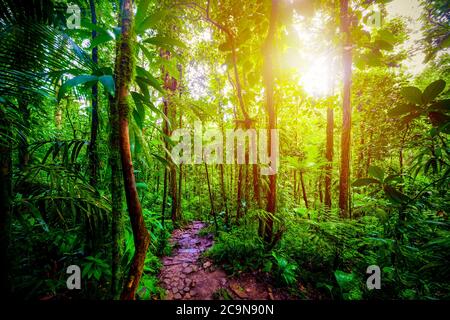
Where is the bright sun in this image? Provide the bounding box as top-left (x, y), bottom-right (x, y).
top-left (286, 13), bottom-right (336, 98)
top-left (299, 53), bottom-right (335, 98)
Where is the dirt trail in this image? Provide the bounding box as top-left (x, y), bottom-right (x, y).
top-left (159, 221), bottom-right (287, 300)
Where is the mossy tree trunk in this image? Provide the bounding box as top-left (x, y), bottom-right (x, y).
top-left (115, 0), bottom-right (150, 300)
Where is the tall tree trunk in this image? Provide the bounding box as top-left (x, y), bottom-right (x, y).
top-left (293, 170), bottom-right (297, 201)
top-left (110, 7), bottom-right (124, 299)
top-left (318, 177), bottom-right (323, 204)
top-left (109, 94), bottom-right (124, 299)
top-left (236, 164), bottom-right (243, 224)
top-left (325, 107), bottom-right (333, 211)
top-left (205, 163), bottom-right (218, 232)
top-left (300, 171), bottom-right (309, 209)
top-left (263, 0), bottom-right (278, 242)
top-left (88, 0), bottom-right (99, 187)
top-left (161, 167), bottom-right (168, 227)
top-left (357, 115), bottom-right (365, 179)
top-left (338, 0), bottom-right (352, 218)
top-left (116, 0), bottom-right (150, 300)
top-left (161, 49), bottom-right (179, 225)
top-left (366, 129), bottom-right (373, 176)
top-left (177, 65), bottom-right (183, 218)
top-left (219, 163), bottom-right (229, 227)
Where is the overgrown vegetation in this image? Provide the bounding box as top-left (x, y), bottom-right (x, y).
top-left (0, 0), bottom-right (449, 300)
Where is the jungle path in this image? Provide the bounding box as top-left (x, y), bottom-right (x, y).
top-left (159, 221), bottom-right (288, 300)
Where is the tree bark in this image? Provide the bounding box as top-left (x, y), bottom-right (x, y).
top-left (161, 166), bottom-right (168, 227)
top-left (116, 0), bottom-right (150, 300)
top-left (300, 171), bottom-right (309, 209)
top-left (88, 0), bottom-right (99, 187)
top-left (325, 107), bottom-right (333, 211)
top-left (219, 163), bottom-right (229, 227)
top-left (109, 93), bottom-right (124, 299)
top-left (338, 0), bottom-right (352, 218)
top-left (236, 164), bottom-right (243, 224)
top-left (205, 163), bottom-right (218, 232)
top-left (161, 49), bottom-right (179, 224)
top-left (263, 0), bottom-right (278, 242)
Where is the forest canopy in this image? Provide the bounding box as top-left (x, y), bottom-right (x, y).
top-left (0, 0), bottom-right (449, 301)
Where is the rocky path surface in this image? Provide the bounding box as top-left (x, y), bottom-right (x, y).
top-left (159, 221), bottom-right (288, 300)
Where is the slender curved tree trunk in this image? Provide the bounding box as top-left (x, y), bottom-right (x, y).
top-left (338, 0), bottom-right (352, 218)
top-left (116, 0), bottom-right (150, 300)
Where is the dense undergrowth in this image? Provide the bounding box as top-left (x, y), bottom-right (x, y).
top-left (207, 187), bottom-right (450, 300)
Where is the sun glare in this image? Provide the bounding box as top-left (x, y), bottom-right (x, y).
top-left (286, 13), bottom-right (336, 98)
top-left (299, 54), bottom-right (334, 98)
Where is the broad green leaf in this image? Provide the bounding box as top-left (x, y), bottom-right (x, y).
top-left (352, 178), bottom-right (380, 187)
top-left (422, 79), bottom-right (446, 103)
top-left (374, 39), bottom-right (393, 51)
top-left (131, 91), bottom-right (169, 124)
top-left (89, 31), bottom-right (115, 49)
top-left (377, 29), bottom-right (396, 44)
top-left (383, 185), bottom-right (410, 204)
top-left (334, 270), bottom-right (355, 291)
top-left (136, 10), bottom-right (168, 34)
top-left (133, 109), bottom-right (144, 130)
top-left (428, 111), bottom-right (450, 128)
top-left (384, 175), bottom-right (403, 184)
top-left (388, 104), bottom-right (418, 117)
top-left (144, 36), bottom-right (186, 49)
top-left (98, 75), bottom-right (115, 96)
top-left (368, 165), bottom-right (384, 181)
top-left (401, 86), bottom-right (423, 105)
top-left (136, 182), bottom-right (148, 190)
top-left (135, 0), bottom-right (151, 28)
top-left (136, 66), bottom-right (164, 93)
top-left (58, 75), bottom-right (98, 101)
top-left (429, 99), bottom-right (450, 113)
top-left (159, 58), bottom-right (179, 80)
top-left (139, 43), bottom-right (155, 63)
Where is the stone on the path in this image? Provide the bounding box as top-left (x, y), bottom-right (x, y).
top-left (182, 263), bottom-right (188, 268)
top-left (230, 283), bottom-right (247, 299)
top-left (183, 287), bottom-right (190, 292)
top-left (185, 278), bottom-right (192, 286)
top-left (182, 266), bottom-right (193, 274)
top-left (172, 287), bottom-right (178, 294)
top-left (174, 293), bottom-right (182, 300)
top-left (203, 261), bottom-right (212, 269)
top-left (184, 293), bottom-right (191, 299)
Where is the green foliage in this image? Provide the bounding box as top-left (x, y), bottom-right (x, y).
top-left (206, 225), bottom-right (265, 274)
top-left (271, 252), bottom-right (297, 286)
